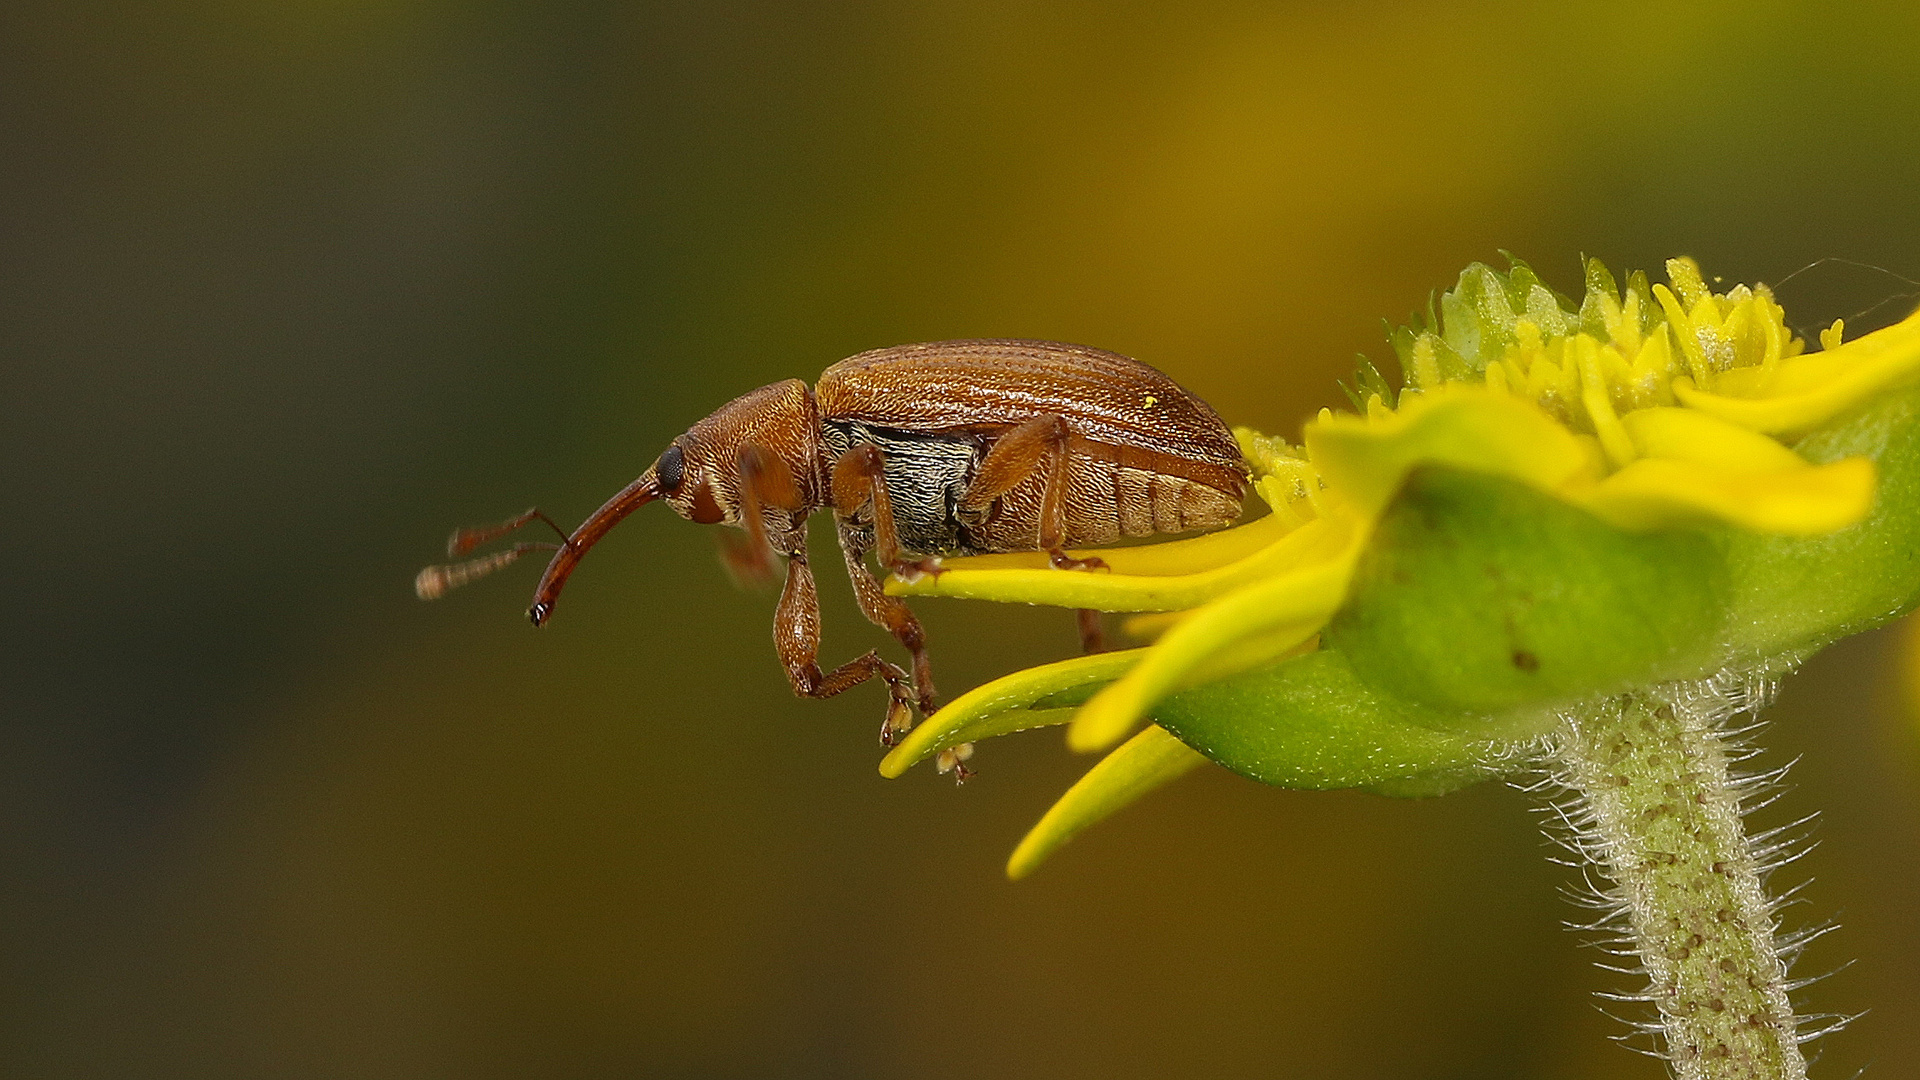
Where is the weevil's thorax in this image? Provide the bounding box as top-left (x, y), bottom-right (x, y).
top-left (820, 420), bottom-right (989, 557)
top-left (657, 379), bottom-right (825, 534)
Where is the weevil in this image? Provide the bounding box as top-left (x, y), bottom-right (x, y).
top-left (418, 339), bottom-right (1249, 756)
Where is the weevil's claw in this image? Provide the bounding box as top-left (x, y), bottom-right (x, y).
top-left (936, 742), bottom-right (976, 784)
top-left (879, 693), bottom-right (916, 747)
top-left (889, 556), bottom-right (946, 583)
top-left (1048, 551), bottom-right (1110, 572)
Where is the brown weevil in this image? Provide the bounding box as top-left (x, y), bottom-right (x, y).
top-left (418, 339), bottom-right (1249, 755)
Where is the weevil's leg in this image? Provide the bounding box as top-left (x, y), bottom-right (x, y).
top-left (774, 542), bottom-right (919, 746)
top-left (956, 414), bottom-right (1110, 572)
top-left (1076, 608), bottom-right (1107, 654)
top-left (729, 445), bottom-right (806, 585)
top-left (834, 516), bottom-right (938, 715)
top-left (829, 444), bottom-right (938, 712)
top-left (830, 444), bottom-right (909, 567)
top-left (446, 507), bottom-right (569, 557)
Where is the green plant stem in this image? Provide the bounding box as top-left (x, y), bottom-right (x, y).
top-left (1552, 681), bottom-right (1808, 1080)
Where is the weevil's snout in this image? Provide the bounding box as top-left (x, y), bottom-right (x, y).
top-left (527, 466), bottom-right (662, 626)
top-left (529, 379), bottom-right (812, 624)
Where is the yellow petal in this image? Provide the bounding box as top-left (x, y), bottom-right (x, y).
top-left (886, 514), bottom-right (1351, 613)
top-left (878, 650), bottom-right (1141, 778)
top-left (1234, 425), bottom-right (1299, 477)
top-left (1006, 724), bottom-right (1208, 880)
top-left (1620, 406), bottom-right (1806, 470)
top-left (1254, 463), bottom-right (1324, 520)
top-left (891, 510), bottom-right (1292, 582)
top-left (1306, 386), bottom-right (1601, 516)
top-left (1581, 456), bottom-right (1876, 535)
top-left (1672, 305), bottom-right (1920, 435)
top-left (1820, 319), bottom-right (1845, 353)
top-left (1574, 335), bottom-right (1637, 468)
top-left (1067, 539), bottom-right (1357, 752)
top-left (1653, 283), bottom-right (1716, 386)
top-left (1119, 610), bottom-right (1185, 640)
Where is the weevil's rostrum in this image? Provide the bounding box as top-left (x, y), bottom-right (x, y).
top-left (419, 339), bottom-right (1249, 751)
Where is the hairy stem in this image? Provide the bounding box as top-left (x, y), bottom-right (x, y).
top-left (1551, 677), bottom-right (1809, 1080)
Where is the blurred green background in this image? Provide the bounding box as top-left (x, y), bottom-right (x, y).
top-left (5, 2), bottom-right (1919, 1077)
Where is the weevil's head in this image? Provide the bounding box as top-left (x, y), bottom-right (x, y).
top-left (652, 379), bottom-right (815, 526)
top-left (528, 379), bottom-right (819, 625)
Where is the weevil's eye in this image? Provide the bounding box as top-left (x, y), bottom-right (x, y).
top-left (656, 444), bottom-right (685, 493)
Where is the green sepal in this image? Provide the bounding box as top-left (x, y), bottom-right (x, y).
top-left (1576, 255), bottom-right (1620, 340)
top-left (1429, 261), bottom-right (1575, 377)
top-left (1325, 465), bottom-right (1726, 715)
top-left (1719, 384), bottom-right (1920, 658)
top-left (1340, 353), bottom-right (1397, 412)
top-left (1152, 648), bottom-right (1540, 796)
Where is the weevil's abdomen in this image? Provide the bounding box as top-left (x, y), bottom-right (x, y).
top-left (815, 340), bottom-right (1247, 555)
top-left (964, 452), bottom-right (1245, 553)
top-left (1106, 460), bottom-right (1244, 537)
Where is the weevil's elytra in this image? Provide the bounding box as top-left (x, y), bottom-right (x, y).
top-left (420, 339), bottom-right (1249, 754)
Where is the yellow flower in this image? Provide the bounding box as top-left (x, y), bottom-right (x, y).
top-left (883, 257), bottom-right (1919, 878)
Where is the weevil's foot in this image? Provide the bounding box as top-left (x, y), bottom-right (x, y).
top-left (888, 556), bottom-right (946, 583)
top-left (935, 742), bottom-right (975, 783)
top-left (1048, 551), bottom-right (1109, 573)
top-left (879, 693), bottom-right (916, 748)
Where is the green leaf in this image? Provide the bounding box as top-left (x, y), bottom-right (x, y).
top-left (1325, 465), bottom-right (1726, 714)
top-left (1152, 648), bottom-right (1537, 795)
top-left (1719, 384), bottom-right (1920, 658)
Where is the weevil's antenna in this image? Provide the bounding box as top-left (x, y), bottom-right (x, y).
top-left (446, 508), bottom-right (569, 557)
top-left (528, 469), bottom-right (662, 627)
top-left (415, 543), bottom-right (560, 600)
top-left (416, 508), bottom-right (570, 600)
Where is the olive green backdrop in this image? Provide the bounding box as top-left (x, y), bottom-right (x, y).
top-left (5, 2), bottom-right (1919, 1077)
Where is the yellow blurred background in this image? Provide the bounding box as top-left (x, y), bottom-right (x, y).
top-left (5, 2), bottom-right (1919, 1077)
